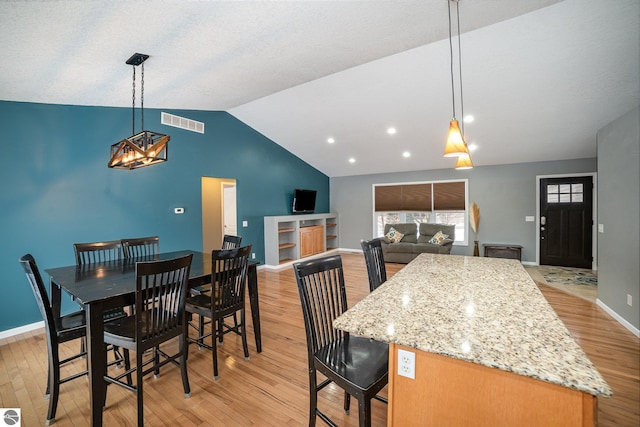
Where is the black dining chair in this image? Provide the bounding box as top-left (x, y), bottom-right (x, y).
top-left (102, 254), bottom-right (193, 427)
top-left (360, 238), bottom-right (387, 292)
top-left (185, 245), bottom-right (252, 380)
top-left (19, 254), bottom-right (88, 426)
top-left (121, 236), bottom-right (160, 259)
top-left (189, 235), bottom-right (243, 338)
top-left (293, 255), bottom-right (389, 427)
top-left (222, 234), bottom-right (242, 249)
top-left (73, 240), bottom-right (129, 365)
top-left (73, 239), bottom-right (124, 264)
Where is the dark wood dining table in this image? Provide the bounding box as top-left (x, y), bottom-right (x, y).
top-left (45, 250), bottom-right (262, 427)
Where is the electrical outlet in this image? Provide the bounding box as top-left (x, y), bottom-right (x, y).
top-left (627, 294), bottom-right (632, 306)
top-left (398, 349), bottom-right (415, 379)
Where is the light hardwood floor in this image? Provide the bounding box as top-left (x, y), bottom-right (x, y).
top-left (1, 253), bottom-right (638, 426)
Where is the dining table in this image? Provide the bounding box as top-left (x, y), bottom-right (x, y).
top-left (45, 250), bottom-right (262, 427)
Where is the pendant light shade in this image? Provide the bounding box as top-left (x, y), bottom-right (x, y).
top-left (443, 119), bottom-right (469, 157)
top-left (108, 53), bottom-right (169, 170)
top-left (455, 153), bottom-right (474, 170)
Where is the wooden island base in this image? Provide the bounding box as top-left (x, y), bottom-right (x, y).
top-left (388, 343), bottom-right (596, 427)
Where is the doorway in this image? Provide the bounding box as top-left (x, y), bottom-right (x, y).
top-left (538, 175), bottom-right (594, 268)
top-left (202, 177), bottom-right (237, 253)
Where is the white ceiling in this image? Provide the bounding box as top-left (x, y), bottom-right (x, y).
top-left (1, 0), bottom-right (638, 177)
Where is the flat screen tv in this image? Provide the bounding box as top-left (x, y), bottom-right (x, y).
top-left (292, 189), bottom-right (317, 213)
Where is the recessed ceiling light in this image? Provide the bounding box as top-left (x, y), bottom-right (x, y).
top-left (387, 127), bottom-right (397, 135)
top-left (348, 158), bottom-right (356, 164)
top-left (463, 115), bottom-right (474, 123)
top-left (402, 151), bottom-right (411, 158)
top-left (468, 143), bottom-right (478, 152)
top-left (327, 137), bottom-right (335, 144)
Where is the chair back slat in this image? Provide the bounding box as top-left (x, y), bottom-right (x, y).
top-left (74, 240), bottom-right (123, 265)
top-left (221, 235), bottom-right (242, 250)
top-left (122, 236), bottom-right (159, 259)
top-left (211, 246), bottom-right (251, 314)
top-left (135, 254), bottom-right (192, 344)
top-left (293, 255), bottom-right (348, 356)
top-left (361, 238), bottom-right (387, 292)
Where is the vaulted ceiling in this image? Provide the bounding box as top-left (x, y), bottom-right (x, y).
top-left (1, 0), bottom-right (638, 177)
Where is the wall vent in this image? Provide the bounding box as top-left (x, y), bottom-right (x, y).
top-left (161, 112), bottom-right (205, 134)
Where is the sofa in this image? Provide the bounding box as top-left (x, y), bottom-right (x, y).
top-left (379, 223), bottom-right (456, 263)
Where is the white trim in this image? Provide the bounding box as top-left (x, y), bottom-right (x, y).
top-left (596, 299), bottom-right (640, 338)
top-left (0, 321), bottom-right (44, 340)
top-left (261, 248), bottom-right (341, 271)
top-left (535, 172), bottom-right (597, 268)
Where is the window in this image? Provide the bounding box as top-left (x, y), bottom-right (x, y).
top-left (547, 183), bottom-right (584, 203)
top-left (373, 180), bottom-right (468, 244)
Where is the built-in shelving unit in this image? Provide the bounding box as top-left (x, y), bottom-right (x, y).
top-left (264, 213), bottom-right (339, 267)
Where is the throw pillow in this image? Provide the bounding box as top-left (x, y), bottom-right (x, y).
top-left (428, 230), bottom-right (449, 245)
top-left (385, 227), bottom-right (405, 243)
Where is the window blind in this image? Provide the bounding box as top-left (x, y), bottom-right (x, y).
top-left (374, 184), bottom-right (432, 211)
top-left (433, 182), bottom-right (465, 210)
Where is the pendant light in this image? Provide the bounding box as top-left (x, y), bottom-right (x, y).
top-left (443, 0), bottom-right (473, 169)
top-left (108, 53), bottom-right (169, 169)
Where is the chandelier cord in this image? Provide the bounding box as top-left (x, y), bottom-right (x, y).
top-left (448, 0), bottom-right (456, 120)
top-left (141, 63), bottom-right (144, 131)
top-left (131, 66), bottom-right (136, 136)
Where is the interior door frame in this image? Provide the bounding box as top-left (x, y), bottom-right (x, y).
top-left (535, 172), bottom-right (597, 269)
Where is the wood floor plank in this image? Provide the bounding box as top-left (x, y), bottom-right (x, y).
top-left (1, 253), bottom-right (637, 426)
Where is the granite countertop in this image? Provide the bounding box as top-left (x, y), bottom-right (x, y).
top-left (333, 253), bottom-right (612, 397)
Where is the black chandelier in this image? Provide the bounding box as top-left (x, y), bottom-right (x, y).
top-left (108, 53), bottom-right (169, 169)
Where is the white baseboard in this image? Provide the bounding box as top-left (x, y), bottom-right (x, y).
top-left (596, 299), bottom-right (640, 338)
top-left (0, 321), bottom-right (44, 341)
top-left (262, 248), bottom-right (342, 271)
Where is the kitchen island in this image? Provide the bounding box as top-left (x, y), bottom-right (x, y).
top-left (334, 254), bottom-right (611, 426)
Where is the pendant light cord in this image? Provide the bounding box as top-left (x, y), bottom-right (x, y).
top-left (448, 0), bottom-right (456, 120)
top-left (456, 0), bottom-right (465, 137)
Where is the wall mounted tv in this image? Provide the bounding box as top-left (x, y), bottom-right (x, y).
top-left (292, 189), bottom-right (317, 213)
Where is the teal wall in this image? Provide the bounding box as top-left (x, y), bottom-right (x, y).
top-left (0, 100), bottom-right (329, 331)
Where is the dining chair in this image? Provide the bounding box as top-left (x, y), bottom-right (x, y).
top-left (293, 255), bottom-right (389, 427)
top-left (102, 254), bottom-right (193, 427)
top-left (222, 234), bottom-right (242, 249)
top-left (189, 235), bottom-right (243, 337)
top-left (73, 240), bottom-right (128, 366)
top-left (360, 238), bottom-right (387, 292)
top-left (19, 254), bottom-right (88, 426)
top-left (73, 239), bottom-right (124, 264)
top-left (121, 236), bottom-right (160, 259)
top-left (186, 245), bottom-right (252, 380)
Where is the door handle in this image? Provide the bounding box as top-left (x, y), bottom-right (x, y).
top-left (541, 216), bottom-right (546, 226)
top-left (540, 227), bottom-right (545, 231)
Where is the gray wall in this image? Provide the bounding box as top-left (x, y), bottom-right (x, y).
top-left (330, 158), bottom-right (596, 263)
top-left (597, 106), bottom-right (640, 331)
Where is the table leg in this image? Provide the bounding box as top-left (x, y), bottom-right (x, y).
top-left (49, 278), bottom-right (61, 320)
top-left (247, 264), bottom-right (262, 353)
top-left (86, 302), bottom-right (106, 427)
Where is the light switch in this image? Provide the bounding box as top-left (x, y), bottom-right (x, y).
top-left (525, 216), bottom-right (535, 222)
top-left (598, 224), bottom-right (604, 233)
top-left (242, 221), bottom-right (248, 227)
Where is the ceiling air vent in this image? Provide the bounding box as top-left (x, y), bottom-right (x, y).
top-left (161, 112), bottom-right (205, 134)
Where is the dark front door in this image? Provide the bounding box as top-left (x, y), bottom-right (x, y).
top-left (540, 176), bottom-right (593, 268)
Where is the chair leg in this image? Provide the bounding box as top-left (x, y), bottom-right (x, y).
top-left (45, 350), bottom-right (60, 426)
top-left (212, 323), bottom-right (219, 380)
top-left (198, 315), bottom-right (205, 348)
top-left (217, 318), bottom-right (224, 346)
top-left (124, 349), bottom-right (132, 385)
top-left (180, 333), bottom-right (191, 398)
top-left (308, 370), bottom-right (318, 427)
top-left (357, 396), bottom-right (372, 427)
top-left (241, 309), bottom-right (249, 360)
top-left (344, 391), bottom-right (351, 413)
top-left (136, 350), bottom-right (144, 427)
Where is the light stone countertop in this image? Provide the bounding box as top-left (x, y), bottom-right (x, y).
top-left (333, 253), bottom-right (612, 397)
